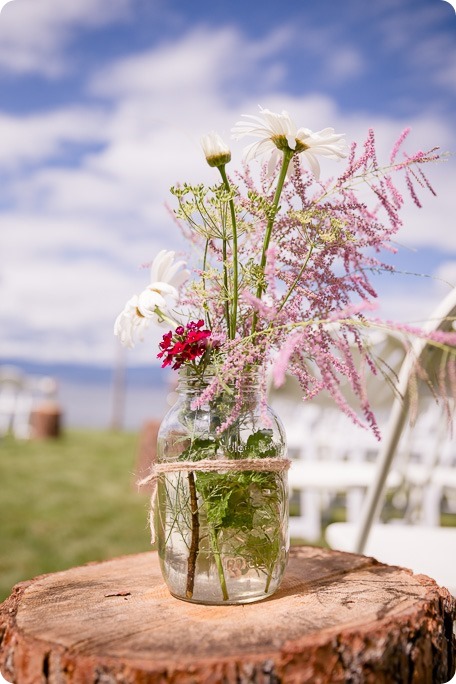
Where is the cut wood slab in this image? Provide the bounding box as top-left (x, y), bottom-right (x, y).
top-left (0, 547), bottom-right (455, 683)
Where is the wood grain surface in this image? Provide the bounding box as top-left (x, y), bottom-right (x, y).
top-left (1, 546), bottom-right (455, 683)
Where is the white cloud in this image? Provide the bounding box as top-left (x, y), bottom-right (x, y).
top-left (324, 46), bottom-right (364, 81)
top-left (435, 261), bottom-right (456, 293)
top-left (436, 55), bottom-right (456, 93)
top-left (90, 30), bottom-right (220, 98)
top-left (0, 107), bottom-right (109, 170)
top-left (0, 211), bottom-right (170, 364)
top-left (371, 283), bottom-right (452, 329)
top-left (0, 0), bottom-right (131, 76)
top-left (89, 23), bottom-right (293, 106)
top-left (376, 2), bottom-right (455, 97)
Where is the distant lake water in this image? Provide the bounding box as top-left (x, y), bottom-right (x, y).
top-left (58, 377), bottom-right (173, 431)
top-left (0, 359), bottom-right (176, 432)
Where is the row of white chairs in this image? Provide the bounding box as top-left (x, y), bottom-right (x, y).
top-left (276, 398), bottom-right (456, 541)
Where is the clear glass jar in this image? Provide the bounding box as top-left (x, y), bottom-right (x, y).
top-left (155, 370), bottom-right (289, 605)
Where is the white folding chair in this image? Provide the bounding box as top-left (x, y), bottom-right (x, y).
top-left (0, 365), bottom-right (33, 439)
top-left (268, 332), bottom-right (407, 541)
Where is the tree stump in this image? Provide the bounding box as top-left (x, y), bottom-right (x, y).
top-left (0, 547), bottom-right (454, 683)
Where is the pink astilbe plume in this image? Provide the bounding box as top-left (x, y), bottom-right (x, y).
top-left (390, 128), bottom-right (411, 164)
top-left (273, 331), bottom-right (306, 388)
top-left (241, 135), bottom-right (445, 427)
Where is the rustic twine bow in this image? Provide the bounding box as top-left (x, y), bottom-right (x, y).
top-left (138, 458), bottom-right (291, 543)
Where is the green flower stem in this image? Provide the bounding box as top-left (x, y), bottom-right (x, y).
top-left (209, 526), bottom-right (229, 601)
top-left (222, 236), bottom-right (231, 336)
top-left (152, 307), bottom-right (178, 329)
top-left (276, 241), bottom-right (315, 315)
top-left (202, 239), bottom-right (212, 329)
top-left (185, 471), bottom-right (200, 599)
top-left (252, 149), bottom-right (293, 334)
top-left (218, 165), bottom-right (238, 340)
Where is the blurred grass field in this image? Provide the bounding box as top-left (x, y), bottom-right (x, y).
top-left (0, 430), bottom-right (152, 602)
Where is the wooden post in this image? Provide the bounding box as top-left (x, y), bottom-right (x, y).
top-left (135, 419), bottom-right (160, 488)
top-left (30, 400), bottom-right (62, 439)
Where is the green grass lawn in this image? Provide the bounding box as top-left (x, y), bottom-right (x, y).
top-left (0, 430), bottom-right (152, 602)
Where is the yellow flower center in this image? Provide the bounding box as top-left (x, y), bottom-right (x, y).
top-left (271, 135), bottom-right (310, 154)
top-left (294, 139), bottom-right (310, 154)
top-left (206, 152), bottom-right (232, 168)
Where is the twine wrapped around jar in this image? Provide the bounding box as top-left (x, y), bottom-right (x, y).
top-left (139, 457), bottom-right (291, 543)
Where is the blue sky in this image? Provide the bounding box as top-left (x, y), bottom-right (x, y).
top-left (0, 0), bottom-right (455, 368)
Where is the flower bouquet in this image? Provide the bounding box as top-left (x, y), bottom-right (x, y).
top-left (115, 107), bottom-right (454, 604)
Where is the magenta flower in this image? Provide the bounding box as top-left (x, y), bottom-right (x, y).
top-left (157, 320), bottom-right (212, 370)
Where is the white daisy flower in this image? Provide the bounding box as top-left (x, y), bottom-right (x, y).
top-left (114, 250), bottom-right (189, 348)
top-left (149, 249), bottom-right (189, 290)
top-left (201, 131), bottom-right (231, 167)
top-left (114, 295), bottom-right (150, 349)
top-left (232, 106), bottom-right (346, 179)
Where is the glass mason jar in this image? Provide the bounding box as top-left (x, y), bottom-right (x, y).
top-left (155, 369), bottom-right (289, 605)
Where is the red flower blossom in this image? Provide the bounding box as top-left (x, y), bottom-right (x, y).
top-left (157, 320), bottom-right (212, 370)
